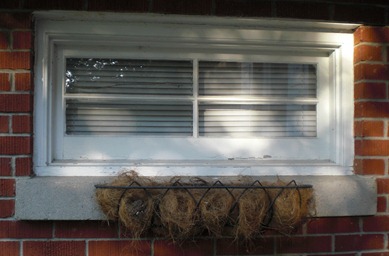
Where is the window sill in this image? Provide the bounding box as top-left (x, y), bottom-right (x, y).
top-left (36, 160), bottom-right (353, 176)
top-left (16, 175), bottom-right (376, 220)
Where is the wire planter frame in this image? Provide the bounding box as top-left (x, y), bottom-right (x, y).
top-left (95, 177), bottom-right (314, 241)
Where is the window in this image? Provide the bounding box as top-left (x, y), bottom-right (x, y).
top-left (65, 59), bottom-right (316, 137)
top-left (34, 12), bottom-right (355, 176)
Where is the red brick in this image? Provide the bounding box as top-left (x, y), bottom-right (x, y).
top-left (346, 1), bottom-right (389, 5)
top-left (15, 157), bottom-right (32, 176)
top-left (55, 221), bottom-right (118, 238)
top-left (377, 178), bottom-right (389, 194)
top-left (154, 239), bottom-right (214, 256)
top-left (216, 238), bottom-right (274, 255)
top-left (354, 45), bottom-right (383, 63)
top-left (15, 73), bottom-right (32, 91)
top-left (307, 217), bottom-right (360, 234)
top-left (215, 0), bottom-right (272, 17)
top-left (377, 196), bottom-right (387, 212)
top-left (0, 221), bottom-right (52, 238)
top-left (355, 27), bottom-right (389, 45)
top-left (0, 158), bottom-right (12, 176)
top-left (0, 0), bottom-right (21, 8)
top-left (355, 120), bottom-right (385, 137)
top-left (0, 73), bottom-right (11, 91)
top-left (355, 140), bottom-right (389, 156)
top-left (0, 94), bottom-right (32, 112)
top-left (335, 234), bottom-right (385, 252)
top-left (119, 223), bottom-right (146, 238)
top-left (12, 31), bottom-right (32, 50)
top-left (12, 115), bottom-right (32, 133)
top-left (24, 241), bottom-right (85, 256)
top-left (0, 13), bottom-right (31, 30)
top-left (0, 241), bottom-right (19, 256)
top-left (0, 179), bottom-right (15, 197)
top-left (88, 0), bottom-right (148, 12)
top-left (153, 0), bottom-right (212, 15)
top-left (354, 158), bottom-right (386, 175)
top-left (355, 64), bottom-right (389, 81)
top-left (0, 116), bottom-right (9, 133)
top-left (89, 240), bottom-right (151, 256)
top-left (333, 5), bottom-right (385, 25)
top-left (0, 52), bottom-right (31, 70)
top-left (386, 121), bottom-right (389, 137)
top-left (362, 253), bottom-right (389, 256)
top-left (308, 254), bottom-right (354, 256)
top-left (276, 1), bottom-right (329, 20)
top-left (277, 236), bottom-right (332, 254)
top-left (354, 28), bottom-right (362, 45)
top-left (364, 216), bottom-right (389, 232)
top-left (384, 45), bottom-right (389, 63)
top-left (355, 102), bottom-right (389, 118)
top-left (0, 137), bottom-right (31, 155)
top-left (355, 83), bottom-right (386, 100)
top-left (23, 0), bottom-right (83, 10)
top-left (0, 200), bottom-right (15, 218)
top-left (0, 32), bottom-right (10, 49)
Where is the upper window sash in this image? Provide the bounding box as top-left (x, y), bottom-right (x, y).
top-left (64, 57), bottom-right (317, 137)
top-left (53, 46), bottom-right (329, 160)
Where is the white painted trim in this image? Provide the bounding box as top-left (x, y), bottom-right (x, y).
top-left (33, 11), bottom-right (359, 33)
top-left (35, 163), bottom-right (353, 177)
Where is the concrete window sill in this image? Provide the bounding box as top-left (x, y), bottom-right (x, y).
top-left (16, 175), bottom-right (376, 220)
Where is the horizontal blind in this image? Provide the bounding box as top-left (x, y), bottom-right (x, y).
top-left (65, 58), bottom-right (193, 135)
top-left (199, 104), bottom-right (316, 137)
top-left (66, 58), bottom-right (193, 96)
top-left (64, 58), bottom-right (317, 137)
top-left (66, 99), bottom-right (193, 135)
top-left (199, 62), bottom-right (316, 97)
top-left (198, 61), bottom-right (317, 137)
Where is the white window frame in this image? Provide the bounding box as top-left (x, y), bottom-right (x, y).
top-left (34, 12), bottom-right (356, 176)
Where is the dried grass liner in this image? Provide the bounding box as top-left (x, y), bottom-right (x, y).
top-left (199, 189), bottom-right (235, 236)
top-left (158, 189), bottom-right (203, 241)
top-left (234, 188), bottom-right (270, 240)
top-left (118, 189), bottom-right (154, 237)
top-left (95, 174), bottom-right (135, 220)
top-left (269, 181), bottom-right (314, 234)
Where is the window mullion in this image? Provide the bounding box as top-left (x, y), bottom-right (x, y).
top-left (193, 59), bottom-right (199, 138)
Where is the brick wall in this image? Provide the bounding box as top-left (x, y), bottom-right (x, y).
top-left (1, 0), bottom-right (389, 255)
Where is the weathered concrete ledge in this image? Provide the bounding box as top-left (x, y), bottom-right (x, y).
top-left (16, 175), bottom-right (376, 220)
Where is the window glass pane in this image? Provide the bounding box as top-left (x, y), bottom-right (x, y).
top-left (198, 61), bottom-right (317, 138)
top-left (66, 99), bottom-right (193, 136)
top-left (65, 59), bottom-right (317, 138)
top-left (199, 104), bottom-right (316, 137)
top-left (199, 62), bottom-right (316, 97)
top-left (65, 58), bottom-right (193, 96)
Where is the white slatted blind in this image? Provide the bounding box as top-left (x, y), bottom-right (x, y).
top-left (198, 61), bottom-right (317, 137)
top-left (66, 59), bottom-right (193, 95)
top-left (65, 58), bottom-right (193, 135)
top-left (65, 58), bottom-right (317, 137)
top-left (199, 62), bottom-right (316, 97)
top-left (198, 104), bottom-right (316, 137)
top-left (66, 99), bottom-right (193, 135)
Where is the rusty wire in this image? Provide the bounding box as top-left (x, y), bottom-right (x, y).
top-left (96, 179), bottom-right (312, 236)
